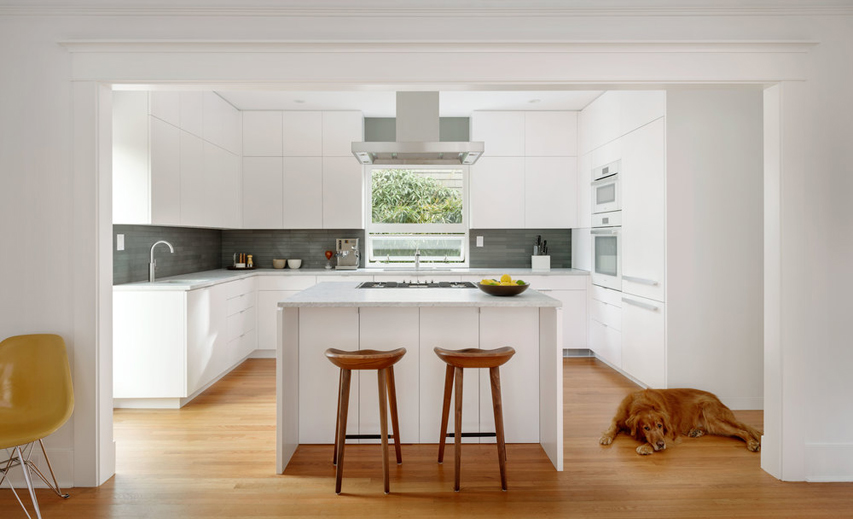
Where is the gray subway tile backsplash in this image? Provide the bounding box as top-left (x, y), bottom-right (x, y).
top-left (221, 229), bottom-right (365, 270)
top-left (469, 229), bottom-right (572, 268)
top-left (113, 225), bottom-right (222, 285)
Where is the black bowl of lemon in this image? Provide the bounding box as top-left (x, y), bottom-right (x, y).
top-left (477, 275), bottom-right (529, 297)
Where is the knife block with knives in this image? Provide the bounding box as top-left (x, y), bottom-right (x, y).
top-left (532, 235), bottom-right (551, 271)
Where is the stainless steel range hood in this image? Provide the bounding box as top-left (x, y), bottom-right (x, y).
top-left (352, 92), bottom-right (484, 165)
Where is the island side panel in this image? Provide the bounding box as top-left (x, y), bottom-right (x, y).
top-left (358, 307), bottom-right (420, 444)
top-left (479, 307), bottom-right (540, 444)
top-left (278, 307), bottom-right (300, 474)
top-left (539, 306), bottom-right (564, 471)
top-left (419, 307), bottom-right (482, 444)
top-left (298, 307), bottom-right (360, 443)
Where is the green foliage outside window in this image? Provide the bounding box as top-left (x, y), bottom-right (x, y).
top-left (371, 169), bottom-right (462, 224)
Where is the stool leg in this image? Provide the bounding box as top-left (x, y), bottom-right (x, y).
top-left (489, 366), bottom-right (508, 491)
top-left (437, 364), bottom-right (454, 463)
top-left (386, 365), bottom-right (403, 465)
top-left (378, 368), bottom-right (390, 494)
top-left (335, 369), bottom-right (352, 495)
top-left (333, 369), bottom-right (342, 466)
top-left (453, 366), bottom-right (464, 492)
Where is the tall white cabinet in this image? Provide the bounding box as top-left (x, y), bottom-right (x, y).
top-left (470, 111), bottom-right (578, 229)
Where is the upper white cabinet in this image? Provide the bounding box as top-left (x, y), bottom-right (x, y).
top-left (283, 157), bottom-right (323, 229)
top-left (579, 91), bottom-right (665, 155)
top-left (322, 157), bottom-right (363, 229)
top-left (470, 112), bottom-right (525, 156)
top-left (525, 111), bottom-right (578, 157)
top-left (204, 142), bottom-right (242, 229)
top-left (149, 91), bottom-right (181, 128)
top-left (243, 157), bottom-right (283, 229)
top-left (323, 111), bottom-right (364, 157)
top-left (148, 117), bottom-right (182, 226)
top-left (242, 111), bottom-right (283, 157)
top-left (179, 92), bottom-right (204, 138)
top-left (524, 157), bottom-right (577, 229)
top-left (203, 92), bottom-right (242, 155)
top-left (179, 132), bottom-right (205, 227)
top-left (470, 157), bottom-right (525, 228)
top-left (283, 111), bottom-right (322, 157)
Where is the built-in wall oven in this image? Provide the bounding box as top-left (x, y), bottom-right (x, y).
top-left (591, 208), bottom-right (622, 290)
top-left (591, 160), bottom-right (621, 215)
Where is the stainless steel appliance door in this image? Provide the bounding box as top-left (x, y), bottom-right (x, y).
top-left (591, 227), bottom-right (621, 290)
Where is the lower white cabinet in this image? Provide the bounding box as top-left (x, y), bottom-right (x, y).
top-left (525, 275), bottom-right (587, 350)
top-left (257, 276), bottom-right (317, 352)
top-left (587, 284), bottom-right (623, 369)
top-left (620, 293), bottom-right (666, 388)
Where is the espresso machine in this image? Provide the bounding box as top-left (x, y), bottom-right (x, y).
top-left (335, 238), bottom-right (360, 270)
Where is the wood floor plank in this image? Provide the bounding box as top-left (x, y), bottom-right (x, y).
top-left (2, 358), bottom-right (852, 518)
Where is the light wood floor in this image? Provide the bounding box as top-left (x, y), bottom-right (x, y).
top-left (3, 358), bottom-right (852, 518)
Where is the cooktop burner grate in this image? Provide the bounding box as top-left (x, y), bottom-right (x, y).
top-left (357, 281), bottom-right (477, 289)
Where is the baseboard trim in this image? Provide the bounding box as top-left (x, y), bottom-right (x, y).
top-left (1, 446), bottom-right (74, 489)
top-left (249, 349), bottom-right (276, 359)
top-left (806, 443), bottom-right (853, 482)
top-left (563, 348), bottom-right (594, 358)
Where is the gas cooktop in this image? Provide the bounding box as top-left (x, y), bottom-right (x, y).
top-left (357, 281), bottom-right (477, 289)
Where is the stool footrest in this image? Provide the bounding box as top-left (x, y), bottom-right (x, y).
top-left (445, 432), bottom-right (497, 438)
top-left (345, 434), bottom-right (396, 440)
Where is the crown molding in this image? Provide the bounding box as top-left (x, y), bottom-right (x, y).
top-left (4, 3), bottom-right (853, 18)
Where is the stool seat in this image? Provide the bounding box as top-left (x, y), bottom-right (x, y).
top-left (325, 347), bottom-right (406, 371)
top-left (433, 346), bottom-right (515, 369)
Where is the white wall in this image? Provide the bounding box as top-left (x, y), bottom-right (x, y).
top-left (665, 89), bottom-right (765, 410)
top-left (1, 1), bottom-right (852, 484)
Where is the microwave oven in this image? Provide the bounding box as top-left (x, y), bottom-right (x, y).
top-left (590, 211), bottom-right (622, 291)
top-left (591, 160), bottom-right (621, 215)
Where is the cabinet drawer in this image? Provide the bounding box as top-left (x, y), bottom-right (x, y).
top-left (226, 292), bottom-right (255, 316)
top-left (589, 298), bottom-right (621, 331)
top-left (257, 276), bottom-right (316, 291)
top-left (589, 318), bottom-right (621, 369)
top-left (227, 305), bottom-right (257, 342)
top-left (527, 275), bottom-right (586, 291)
top-left (222, 277), bottom-right (256, 299)
top-left (228, 328), bottom-right (257, 366)
top-left (590, 284), bottom-right (622, 306)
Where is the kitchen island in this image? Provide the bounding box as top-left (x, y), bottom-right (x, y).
top-left (276, 282), bottom-right (564, 472)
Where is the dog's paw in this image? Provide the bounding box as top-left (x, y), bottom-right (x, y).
top-left (599, 435), bottom-right (613, 446)
top-left (688, 429), bottom-right (705, 438)
top-left (636, 444), bottom-right (654, 455)
top-left (747, 440), bottom-right (761, 452)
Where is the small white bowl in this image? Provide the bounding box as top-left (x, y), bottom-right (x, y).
top-left (287, 259), bottom-right (302, 269)
top-left (272, 259), bottom-right (286, 269)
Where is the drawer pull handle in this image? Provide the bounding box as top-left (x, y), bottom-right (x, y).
top-left (622, 275), bottom-right (658, 286)
top-left (591, 229), bottom-right (618, 235)
top-left (622, 297), bottom-right (659, 312)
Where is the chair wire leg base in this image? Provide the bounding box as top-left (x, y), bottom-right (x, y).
top-left (1, 451), bottom-right (34, 519)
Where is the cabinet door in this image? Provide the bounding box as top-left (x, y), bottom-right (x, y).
top-left (243, 157), bottom-right (283, 229)
top-left (524, 156), bottom-right (577, 228)
top-left (419, 307), bottom-right (481, 444)
top-left (621, 118), bottom-right (666, 302)
top-left (179, 131), bottom-right (206, 227)
top-left (203, 92), bottom-right (241, 155)
top-left (112, 91), bottom-right (149, 224)
top-left (588, 318), bottom-right (621, 369)
top-left (283, 111), bottom-right (322, 157)
top-left (149, 91), bottom-right (181, 127)
top-left (542, 289), bottom-right (587, 350)
top-left (299, 307), bottom-right (359, 443)
top-left (243, 111), bottom-right (283, 157)
top-left (579, 91), bottom-right (620, 155)
top-left (621, 294), bottom-right (666, 388)
top-left (205, 143), bottom-right (242, 228)
top-left (180, 92), bottom-right (204, 138)
top-left (322, 157), bottom-right (363, 229)
top-left (470, 112), bottom-right (525, 156)
top-left (358, 308), bottom-right (419, 444)
top-left (470, 157), bottom-right (525, 229)
top-left (525, 111), bottom-right (578, 157)
top-left (322, 111), bottom-right (363, 157)
top-left (283, 157), bottom-right (323, 228)
top-left (577, 152), bottom-right (592, 229)
top-left (479, 307), bottom-right (539, 443)
top-left (149, 117), bottom-right (182, 226)
top-left (619, 91), bottom-right (666, 138)
top-left (186, 285), bottom-right (228, 395)
top-left (257, 290), bottom-right (300, 351)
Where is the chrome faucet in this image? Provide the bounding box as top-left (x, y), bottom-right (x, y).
top-left (414, 247), bottom-right (421, 271)
top-left (149, 240), bottom-right (175, 282)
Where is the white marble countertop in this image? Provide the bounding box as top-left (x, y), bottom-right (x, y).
top-left (277, 281), bottom-right (562, 308)
top-left (113, 267), bottom-right (589, 291)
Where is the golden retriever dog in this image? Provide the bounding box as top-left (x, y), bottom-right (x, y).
top-left (599, 388), bottom-right (762, 455)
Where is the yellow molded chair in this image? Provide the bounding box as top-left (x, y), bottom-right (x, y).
top-left (0, 334), bottom-right (74, 519)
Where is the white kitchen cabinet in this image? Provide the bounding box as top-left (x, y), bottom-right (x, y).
top-left (298, 307), bottom-right (360, 443)
top-left (619, 91), bottom-right (666, 138)
top-left (579, 91), bottom-right (665, 155)
top-left (621, 118), bottom-right (666, 302)
top-left (322, 111), bottom-right (363, 157)
top-left (179, 92), bottom-right (204, 138)
top-left (524, 156), bottom-right (577, 228)
top-left (179, 131), bottom-right (205, 227)
top-left (283, 157), bottom-right (323, 228)
top-left (242, 111), bottom-right (283, 157)
top-left (186, 283), bottom-right (229, 396)
top-left (470, 111), bottom-right (525, 157)
top-left (525, 275), bottom-right (587, 350)
top-left (419, 307), bottom-right (482, 444)
top-left (621, 293), bottom-right (666, 389)
top-left (225, 278), bottom-right (257, 366)
top-left (525, 111), bottom-right (578, 157)
top-left (587, 283), bottom-right (623, 369)
top-left (257, 276), bottom-right (317, 352)
top-left (204, 142), bottom-right (242, 229)
top-left (203, 92), bottom-right (242, 155)
top-left (470, 157), bottom-right (525, 229)
top-left (283, 111), bottom-right (322, 157)
top-left (149, 91), bottom-right (181, 127)
top-left (149, 117), bottom-right (182, 226)
top-left (588, 318), bottom-right (622, 369)
top-left (322, 157), bottom-right (363, 229)
top-left (243, 157), bottom-right (283, 228)
top-left (358, 307), bottom-right (420, 444)
top-left (113, 91), bottom-right (150, 224)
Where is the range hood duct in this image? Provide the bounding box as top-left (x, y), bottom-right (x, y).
top-left (352, 92), bottom-right (484, 165)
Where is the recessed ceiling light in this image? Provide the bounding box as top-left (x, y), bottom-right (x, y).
top-left (528, 99), bottom-right (541, 104)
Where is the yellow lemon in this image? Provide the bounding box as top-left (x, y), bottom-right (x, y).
top-left (500, 274), bottom-right (512, 284)
top-left (500, 281), bottom-right (513, 286)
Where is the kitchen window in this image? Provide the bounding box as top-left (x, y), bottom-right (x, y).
top-left (365, 166), bottom-right (468, 267)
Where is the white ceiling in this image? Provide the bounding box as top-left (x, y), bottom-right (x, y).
top-left (215, 90), bottom-right (603, 117)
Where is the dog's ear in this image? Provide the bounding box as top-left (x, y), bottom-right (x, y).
top-left (659, 409), bottom-right (675, 437)
top-left (625, 415), bottom-right (638, 437)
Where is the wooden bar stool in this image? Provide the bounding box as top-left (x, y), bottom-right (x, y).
top-left (324, 347), bottom-right (406, 495)
top-left (435, 346), bottom-right (516, 492)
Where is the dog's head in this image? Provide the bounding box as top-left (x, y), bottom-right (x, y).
top-left (626, 408), bottom-right (672, 452)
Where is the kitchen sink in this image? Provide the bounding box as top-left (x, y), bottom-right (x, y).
top-left (157, 279), bottom-right (208, 284)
